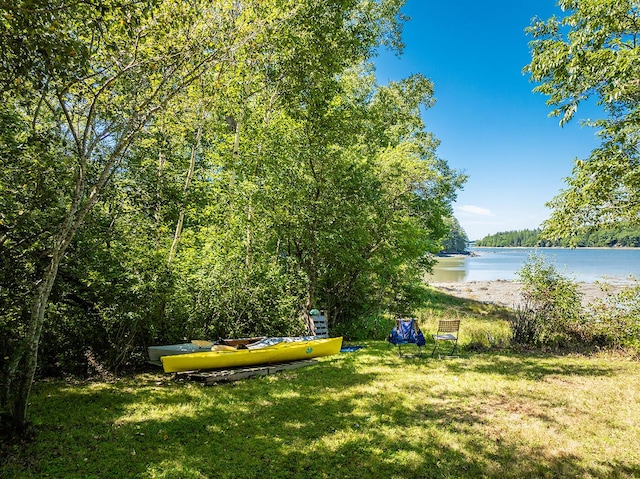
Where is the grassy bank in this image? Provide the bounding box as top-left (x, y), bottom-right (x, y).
top-left (3, 293), bottom-right (640, 478)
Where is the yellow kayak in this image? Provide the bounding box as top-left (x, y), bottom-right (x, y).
top-left (161, 337), bottom-right (343, 373)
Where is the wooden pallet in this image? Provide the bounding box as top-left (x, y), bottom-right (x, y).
top-left (176, 359), bottom-right (318, 385)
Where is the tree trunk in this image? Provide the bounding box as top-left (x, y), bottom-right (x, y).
top-left (168, 121), bottom-right (204, 265)
top-left (245, 96), bottom-right (275, 270)
top-left (155, 149), bottom-right (166, 250)
top-left (5, 113), bottom-right (140, 433)
top-left (10, 244), bottom-right (64, 432)
top-left (246, 203), bottom-right (253, 269)
top-left (7, 197), bottom-right (83, 432)
top-left (303, 257), bottom-right (318, 335)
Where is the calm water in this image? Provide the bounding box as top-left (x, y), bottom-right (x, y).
top-left (429, 247), bottom-right (640, 283)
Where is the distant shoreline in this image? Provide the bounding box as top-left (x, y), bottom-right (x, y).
top-left (437, 251), bottom-right (478, 257)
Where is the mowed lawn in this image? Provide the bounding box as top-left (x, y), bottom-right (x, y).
top-left (3, 341), bottom-right (640, 478)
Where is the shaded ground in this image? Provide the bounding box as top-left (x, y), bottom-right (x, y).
top-left (429, 280), bottom-right (626, 308)
top-left (4, 344), bottom-right (640, 479)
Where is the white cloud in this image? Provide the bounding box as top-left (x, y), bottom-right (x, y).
top-left (456, 205), bottom-right (494, 217)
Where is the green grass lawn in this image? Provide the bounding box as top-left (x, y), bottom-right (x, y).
top-left (3, 293), bottom-right (640, 478)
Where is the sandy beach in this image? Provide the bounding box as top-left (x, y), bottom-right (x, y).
top-left (429, 280), bottom-right (627, 309)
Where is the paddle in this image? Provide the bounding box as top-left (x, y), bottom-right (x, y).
top-left (192, 340), bottom-right (237, 351)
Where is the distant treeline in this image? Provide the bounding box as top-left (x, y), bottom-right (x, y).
top-left (476, 228), bottom-right (640, 248)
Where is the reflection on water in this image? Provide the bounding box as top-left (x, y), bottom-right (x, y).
top-left (427, 256), bottom-right (468, 282)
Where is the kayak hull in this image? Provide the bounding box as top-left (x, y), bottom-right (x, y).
top-left (161, 337), bottom-right (343, 373)
top-left (148, 343), bottom-right (211, 363)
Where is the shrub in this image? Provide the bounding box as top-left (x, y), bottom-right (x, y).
top-left (513, 254), bottom-right (583, 347)
top-left (510, 300), bottom-right (542, 346)
top-left (583, 282), bottom-right (640, 352)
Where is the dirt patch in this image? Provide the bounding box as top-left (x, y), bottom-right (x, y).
top-left (429, 280), bottom-right (626, 308)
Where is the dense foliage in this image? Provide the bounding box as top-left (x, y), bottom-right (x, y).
top-left (525, 0), bottom-right (640, 238)
top-left (476, 227), bottom-right (640, 247)
top-left (585, 284), bottom-right (640, 350)
top-left (476, 229), bottom-right (543, 247)
top-left (511, 255), bottom-right (583, 347)
top-left (511, 254), bottom-right (640, 353)
top-left (439, 216), bottom-right (469, 254)
top-left (0, 0), bottom-right (464, 432)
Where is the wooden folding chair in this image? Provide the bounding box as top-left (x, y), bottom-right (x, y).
top-left (308, 309), bottom-right (329, 338)
top-left (431, 318), bottom-right (460, 357)
top-left (312, 312), bottom-right (329, 338)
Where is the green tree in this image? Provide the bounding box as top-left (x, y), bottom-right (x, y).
top-left (162, 2), bottom-right (412, 337)
top-left (476, 229), bottom-right (543, 247)
top-left (0, 0), bottom-right (282, 434)
top-left (1, 0), bottom-right (461, 437)
top-left (525, 0), bottom-right (640, 239)
top-left (515, 254), bottom-right (583, 347)
top-left (1, 0), bottom-right (412, 434)
top-left (440, 217), bottom-right (468, 253)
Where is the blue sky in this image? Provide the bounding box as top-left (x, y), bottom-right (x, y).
top-left (374, 1), bottom-right (601, 241)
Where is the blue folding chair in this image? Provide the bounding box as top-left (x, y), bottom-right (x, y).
top-left (388, 318), bottom-right (426, 357)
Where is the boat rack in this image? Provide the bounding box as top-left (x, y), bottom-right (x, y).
top-left (174, 359), bottom-right (318, 386)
